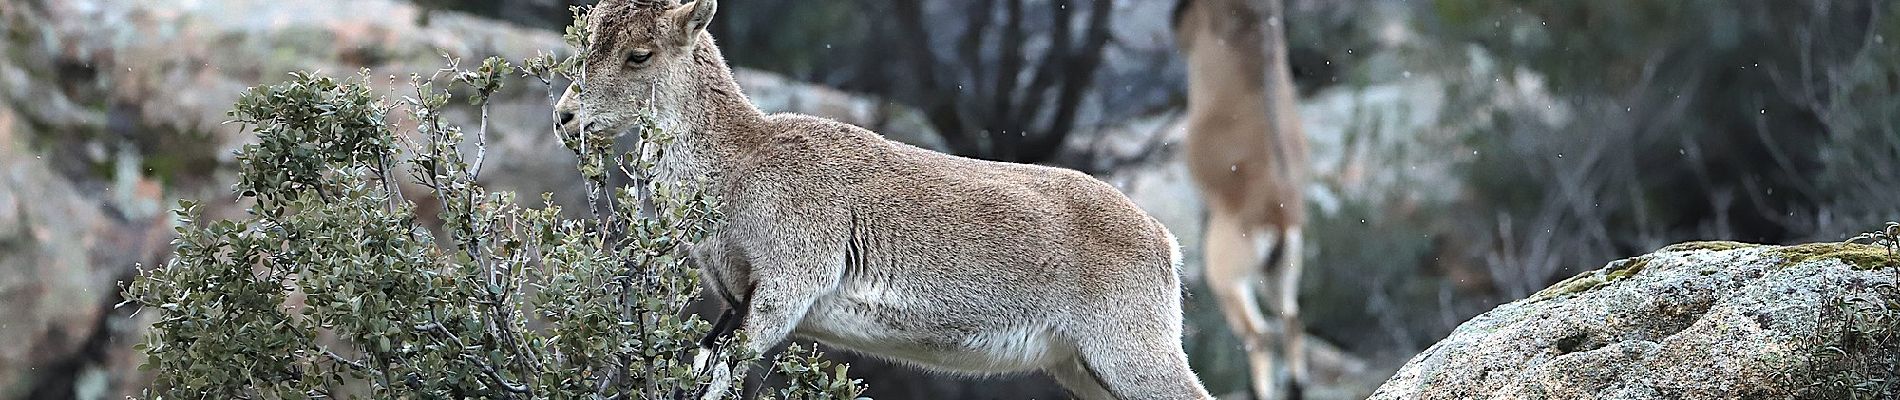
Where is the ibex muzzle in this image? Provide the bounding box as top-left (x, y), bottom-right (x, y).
top-left (561, 1), bottom-right (1214, 399)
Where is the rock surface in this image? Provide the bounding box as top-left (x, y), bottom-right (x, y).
top-left (1372, 241), bottom-right (1900, 400)
top-left (0, 94), bottom-right (170, 400)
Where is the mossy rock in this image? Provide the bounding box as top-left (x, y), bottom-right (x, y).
top-left (1657, 240), bottom-right (1758, 253)
top-left (1375, 240), bottom-right (1900, 400)
top-left (1768, 242), bottom-right (1899, 270)
top-left (1528, 256), bottom-right (1642, 302)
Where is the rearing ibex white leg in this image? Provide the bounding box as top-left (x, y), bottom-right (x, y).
top-left (1174, 0), bottom-right (1312, 398)
top-left (1204, 215), bottom-right (1308, 399)
top-left (1277, 228), bottom-right (1307, 384)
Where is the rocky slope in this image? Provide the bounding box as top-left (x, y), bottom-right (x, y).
top-left (1372, 241), bottom-right (1900, 399)
top-left (0, 0), bottom-right (939, 397)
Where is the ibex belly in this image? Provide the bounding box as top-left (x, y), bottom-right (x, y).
top-left (794, 287), bottom-right (1065, 374)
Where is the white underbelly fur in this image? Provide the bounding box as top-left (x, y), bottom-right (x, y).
top-left (795, 291), bottom-right (1064, 374)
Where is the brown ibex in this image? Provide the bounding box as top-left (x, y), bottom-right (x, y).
top-left (1172, 0), bottom-right (1312, 398)
top-left (557, 1), bottom-right (1214, 399)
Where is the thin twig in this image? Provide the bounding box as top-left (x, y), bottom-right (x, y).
top-left (472, 102), bottom-right (491, 180)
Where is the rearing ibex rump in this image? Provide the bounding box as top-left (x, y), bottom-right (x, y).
top-left (557, 1), bottom-right (1214, 399)
top-left (1173, 0), bottom-right (1312, 398)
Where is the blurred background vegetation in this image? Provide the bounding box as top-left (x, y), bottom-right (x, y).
top-left (1, 0), bottom-right (1896, 398)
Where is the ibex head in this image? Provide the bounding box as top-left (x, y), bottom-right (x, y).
top-left (574, 0), bottom-right (718, 139)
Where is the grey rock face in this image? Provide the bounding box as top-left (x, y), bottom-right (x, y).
top-left (0, 105), bottom-right (168, 400)
top-left (1372, 242), bottom-right (1900, 400)
top-left (0, 0), bottom-right (950, 397)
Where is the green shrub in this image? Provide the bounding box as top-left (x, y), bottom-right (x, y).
top-left (121, 9), bottom-right (864, 399)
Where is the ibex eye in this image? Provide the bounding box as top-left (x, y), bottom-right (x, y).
top-left (626, 50), bottom-right (653, 65)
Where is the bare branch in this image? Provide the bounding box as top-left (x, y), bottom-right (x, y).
top-left (1022, 0), bottom-right (1114, 163)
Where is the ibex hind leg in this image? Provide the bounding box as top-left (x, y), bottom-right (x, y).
top-left (1071, 328), bottom-right (1213, 399)
top-left (1273, 226), bottom-right (1307, 398)
top-left (1067, 301), bottom-right (1214, 400)
top-left (1046, 356), bottom-right (1118, 400)
top-left (1204, 214), bottom-right (1281, 399)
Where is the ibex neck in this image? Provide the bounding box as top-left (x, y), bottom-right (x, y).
top-left (657, 36), bottom-right (765, 182)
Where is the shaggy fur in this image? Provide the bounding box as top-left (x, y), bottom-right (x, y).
top-left (559, 1), bottom-right (1212, 399)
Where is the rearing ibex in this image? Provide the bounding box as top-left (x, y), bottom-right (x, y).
top-left (1173, 0), bottom-right (1312, 398)
top-left (557, 1), bottom-right (1214, 399)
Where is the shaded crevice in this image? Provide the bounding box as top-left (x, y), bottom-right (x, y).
top-left (1648, 296), bottom-right (1717, 341)
top-left (1552, 332), bottom-right (1594, 355)
top-left (24, 268), bottom-right (141, 400)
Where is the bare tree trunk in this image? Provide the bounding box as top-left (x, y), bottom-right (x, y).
top-left (880, 0), bottom-right (1115, 163)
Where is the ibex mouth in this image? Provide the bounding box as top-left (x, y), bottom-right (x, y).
top-left (575, 117), bottom-right (640, 143)
top-left (554, 113), bottom-right (580, 135)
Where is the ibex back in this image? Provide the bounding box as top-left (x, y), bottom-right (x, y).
top-left (558, 1), bottom-right (1213, 399)
top-left (1173, 0), bottom-right (1312, 398)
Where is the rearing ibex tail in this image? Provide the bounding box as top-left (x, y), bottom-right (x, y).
top-left (1173, 0), bottom-right (1312, 398)
top-left (557, 1), bottom-right (1214, 399)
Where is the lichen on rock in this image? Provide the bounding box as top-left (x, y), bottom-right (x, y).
top-left (1373, 241), bottom-right (1900, 400)
top-left (1525, 255), bottom-right (1653, 302)
top-left (1770, 242), bottom-right (1898, 271)
top-left (1657, 240), bottom-right (1758, 253)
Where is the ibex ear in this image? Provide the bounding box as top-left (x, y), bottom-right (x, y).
top-left (672, 0), bottom-right (717, 47)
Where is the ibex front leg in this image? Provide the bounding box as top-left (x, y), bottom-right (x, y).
top-left (693, 232), bottom-right (842, 400)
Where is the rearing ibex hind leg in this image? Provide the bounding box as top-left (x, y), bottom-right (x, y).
top-left (1203, 212), bottom-right (1306, 399)
top-left (1203, 212), bottom-right (1279, 399)
top-left (1273, 225), bottom-right (1307, 398)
